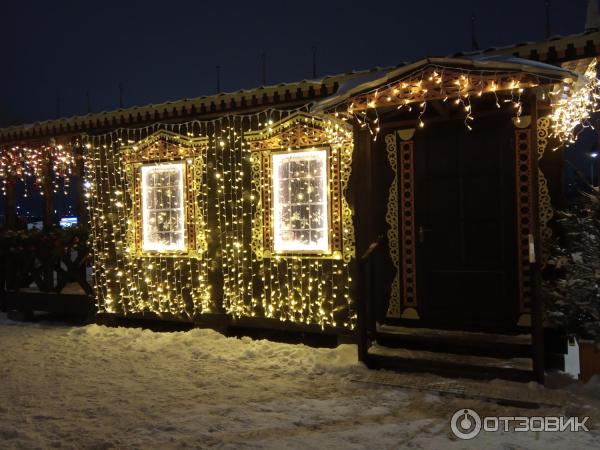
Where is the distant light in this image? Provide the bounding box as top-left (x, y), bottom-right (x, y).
top-left (591, 152), bottom-right (598, 158)
top-left (60, 217), bottom-right (78, 228)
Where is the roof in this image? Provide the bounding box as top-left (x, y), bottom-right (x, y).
top-left (312, 55), bottom-right (577, 112)
top-left (0, 69), bottom-right (384, 144)
top-left (1, 29), bottom-right (598, 144)
top-left (451, 28), bottom-right (600, 63)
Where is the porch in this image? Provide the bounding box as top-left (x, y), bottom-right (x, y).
top-left (332, 56), bottom-right (591, 383)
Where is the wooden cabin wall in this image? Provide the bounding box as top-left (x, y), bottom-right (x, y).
top-left (87, 118), bottom-right (357, 331)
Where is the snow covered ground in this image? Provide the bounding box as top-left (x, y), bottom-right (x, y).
top-left (1, 314), bottom-right (599, 449)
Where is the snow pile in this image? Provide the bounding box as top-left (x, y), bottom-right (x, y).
top-left (68, 324), bottom-right (362, 377)
top-left (0, 315), bottom-right (599, 449)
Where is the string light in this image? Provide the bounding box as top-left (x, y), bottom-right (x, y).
top-left (334, 63), bottom-right (593, 142)
top-left (549, 59), bottom-right (600, 146)
top-left (80, 110), bottom-right (355, 329)
top-left (0, 61), bottom-right (597, 333)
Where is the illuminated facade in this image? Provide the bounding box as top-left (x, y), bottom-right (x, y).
top-left (0, 29), bottom-right (598, 354)
top-left (84, 114), bottom-right (356, 328)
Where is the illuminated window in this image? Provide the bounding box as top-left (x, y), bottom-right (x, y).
top-left (141, 163), bottom-right (186, 252)
top-left (272, 149), bottom-right (329, 253)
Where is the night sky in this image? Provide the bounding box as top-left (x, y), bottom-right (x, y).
top-left (0, 0), bottom-right (591, 127)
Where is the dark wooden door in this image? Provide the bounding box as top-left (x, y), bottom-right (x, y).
top-left (414, 116), bottom-right (518, 327)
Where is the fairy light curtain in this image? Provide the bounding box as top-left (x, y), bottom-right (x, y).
top-left (83, 108), bottom-right (356, 329)
top-left (0, 142), bottom-right (76, 196)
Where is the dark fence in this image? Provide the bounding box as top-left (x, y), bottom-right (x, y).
top-left (0, 227), bottom-right (94, 317)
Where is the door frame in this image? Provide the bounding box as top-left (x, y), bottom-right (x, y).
top-left (382, 112), bottom-right (541, 330)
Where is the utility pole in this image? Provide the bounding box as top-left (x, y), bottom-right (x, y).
top-left (311, 45), bottom-right (317, 78)
top-left (216, 65), bottom-right (221, 93)
top-left (118, 82), bottom-right (124, 109)
top-left (470, 10), bottom-right (479, 51)
top-left (86, 90), bottom-right (91, 114)
top-left (545, 1), bottom-right (551, 38)
top-left (261, 52), bottom-right (266, 86)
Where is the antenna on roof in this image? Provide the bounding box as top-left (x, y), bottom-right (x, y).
top-left (56, 95), bottom-right (61, 119)
top-left (311, 45), bottom-right (317, 78)
top-left (545, 0), bottom-right (551, 38)
top-left (261, 52), bottom-right (267, 85)
top-left (86, 90), bottom-right (91, 114)
top-left (216, 65), bottom-right (221, 93)
top-left (470, 10), bottom-right (479, 51)
top-left (586, 0), bottom-right (600, 31)
top-left (118, 82), bottom-right (124, 109)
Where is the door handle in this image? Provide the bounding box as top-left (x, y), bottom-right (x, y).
top-left (418, 226), bottom-right (430, 243)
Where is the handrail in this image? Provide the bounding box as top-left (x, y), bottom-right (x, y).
top-left (360, 236), bottom-right (383, 261)
top-left (357, 234), bottom-right (385, 363)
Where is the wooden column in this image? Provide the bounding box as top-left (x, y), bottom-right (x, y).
top-left (514, 96), bottom-right (544, 384)
top-left (352, 128), bottom-right (374, 258)
top-left (529, 97), bottom-right (545, 385)
top-left (396, 130), bottom-right (418, 320)
top-left (42, 148), bottom-right (54, 231)
top-left (74, 145), bottom-right (87, 226)
top-left (353, 127), bottom-right (374, 362)
top-left (4, 174), bottom-right (17, 230)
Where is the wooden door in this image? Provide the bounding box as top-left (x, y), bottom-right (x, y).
top-left (414, 116), bottom-right (518, 327)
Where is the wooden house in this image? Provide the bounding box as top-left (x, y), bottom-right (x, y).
top-left (1, 20), bottom-right (600, 382)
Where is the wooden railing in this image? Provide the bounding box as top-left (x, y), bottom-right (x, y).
top-left (0, 229), bottom-right (92, 311)
top-left (357, 235), bottom-right (385, 362)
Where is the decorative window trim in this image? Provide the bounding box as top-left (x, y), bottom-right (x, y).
top-left (271, 147), bottom-right (331, 255)
top-left (247, 113), bottom-right (354, 262)
top-left (122, 130), bottom-right (207, 258)
top-left (140, 162), bottom-right (187, 253)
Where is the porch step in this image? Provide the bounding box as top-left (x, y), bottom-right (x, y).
top-left (366, 344), bottom-right (534, 382)
top-left (375, 324), bottom-right (532, 359)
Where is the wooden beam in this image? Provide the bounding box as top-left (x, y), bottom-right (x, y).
top-left (529, 94), bottom-right (545, 385)
top-left (73, 145), bottom-right (87, 226)
top-left (4, 174), bottom-right (16, 230)
top-left (42, 150), bottom-right (54, 231)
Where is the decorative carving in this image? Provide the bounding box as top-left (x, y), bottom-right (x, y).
top-left (122, 130), bottom-right (208, 258)
top-left (339, 137), bottom-right (355, 264)
top-left (247, 113), bottom-right (355, 262)
top-left (398, 139), bottom-right (418, 314)
top-left (385, 133), bottom-right (401, 318)
top-left (515, 128), bottom-right (534, 314)
top-left (537, 116), bottom-right (553, 267)
top-left (247, 112), bottom-right (328, 152)
top-left (251, 151), bottom-right (264, 260)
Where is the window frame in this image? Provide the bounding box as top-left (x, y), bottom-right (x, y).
top-left (270, 147), bottom-right (332, 256)
top-left (140, 161), bottom-right (188, 254)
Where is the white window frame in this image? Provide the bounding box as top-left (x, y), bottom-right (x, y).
top-left (140, 162), bottom-right (187, 252)
top-left (271, 148), bottom-right (330, 254)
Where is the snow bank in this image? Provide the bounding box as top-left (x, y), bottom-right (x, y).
top-left (0, 314), bottom-right (598, 449)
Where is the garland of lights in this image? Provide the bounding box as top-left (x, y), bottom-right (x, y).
top-left (324, 63), bottom-right (600, 144)
top-left (0, 142), bottom-right (75, 196)
top-left (83, 107), bottom-right (356, 329)
top-left (1, 62), bottom-right (598, 332)
top-left (549, 59), bottom-right (600, 147)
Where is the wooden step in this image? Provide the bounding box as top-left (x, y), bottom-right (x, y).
top-left (366, 344), bottom-right (534, 382)
top-left (375, 324), bottom-right (532, 358)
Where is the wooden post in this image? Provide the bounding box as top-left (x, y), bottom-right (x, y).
top-left (74, 145), bottom-right (87, 226)
top-left (4, 174), bottom-right (17, 230)
top-left (42, 148), bottom-right (54, 231)
top-left (352, 129), bottom-right (374, 258)
top-left (352, 127), bottom-right (375, 360)
top-left (530, 95), bottom-right (545, 385)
